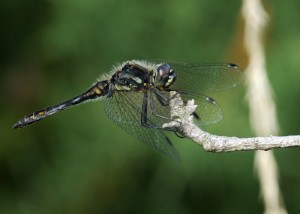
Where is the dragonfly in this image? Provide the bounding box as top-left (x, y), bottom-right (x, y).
top-left (13, 60), bottom-right (243, 160)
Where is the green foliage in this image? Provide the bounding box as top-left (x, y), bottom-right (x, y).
top-left (1, 0), bottom-right (300, 213)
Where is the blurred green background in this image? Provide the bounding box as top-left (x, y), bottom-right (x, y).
top-left (1, 0), bottom-right (300, 213)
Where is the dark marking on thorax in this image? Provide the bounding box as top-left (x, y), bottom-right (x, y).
top-left (111, 62), bottom-right (153, 91)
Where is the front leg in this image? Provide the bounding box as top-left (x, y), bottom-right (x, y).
top-left (154, 88), bottom-right (180, 106)
top-left (149, 91), bottom-right (172, 121)
top-left (141, 91), bottom-right (164, 129)
top-left (141, 92), bottom-right (150, 127)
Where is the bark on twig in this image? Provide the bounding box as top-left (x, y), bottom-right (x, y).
top-left (164, 92), bottom-right (300, 153)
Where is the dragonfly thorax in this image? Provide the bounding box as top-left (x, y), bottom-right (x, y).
top-left (153, 64), bottom-right (177, 90)
top-left (111, 62), bottom-right (151, 91)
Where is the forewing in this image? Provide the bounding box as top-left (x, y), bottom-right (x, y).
top-left (160, 61), bottom-right (244, 93)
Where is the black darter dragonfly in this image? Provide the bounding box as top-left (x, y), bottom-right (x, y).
top-left (13, 60), bottom-right (243, 160)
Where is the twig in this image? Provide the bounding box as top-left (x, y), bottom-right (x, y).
top-left (163, 92), bottom-right (300, 153)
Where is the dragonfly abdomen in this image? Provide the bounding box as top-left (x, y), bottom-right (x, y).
top-left (13, 80), bottom-right (110, 129)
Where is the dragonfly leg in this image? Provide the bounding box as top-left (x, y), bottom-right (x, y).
top-left (141, 92), bottom-right (165, 129)
top-left (149, 91), bottom-right (172, 121)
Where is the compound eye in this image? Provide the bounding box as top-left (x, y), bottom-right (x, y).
top-left (154, 64), bottom-right (176, 88)
top-left (157, 64), bottom-right (171, 77)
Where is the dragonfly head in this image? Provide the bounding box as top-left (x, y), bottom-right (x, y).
top-left (154, 64), bottom-right (177, 89)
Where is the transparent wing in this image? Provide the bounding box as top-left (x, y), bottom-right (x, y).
top-left (156, 61), bottom-right (244, 93)
top-left (151, 90), bottom-right (223, 126)
top-left (180, 92), bottom-right (223, 126)
top-left (104, 91), bottom-right (180, 160)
